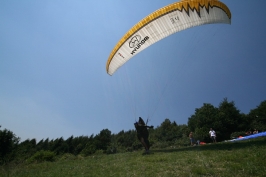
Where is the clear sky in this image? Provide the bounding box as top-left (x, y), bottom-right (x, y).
top-left (1, 0), bottom-right (266, 142)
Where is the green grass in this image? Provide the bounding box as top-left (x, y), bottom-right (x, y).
top-left (1, 137), bottom-right (266, 177)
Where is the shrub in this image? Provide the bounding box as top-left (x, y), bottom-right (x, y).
top-left (27, 150), bottom-right (55, 163)
top-left (132, 141), bottom-right (143, 151)
top-left (59, 153), bottom-right (77, 161)
top-left (106, 146), bottom-right (117, 154)
top-left (94, 149), bottom-right (104, 155)
top-left (151, 141), bottom-right (171, 149)
top-left (174, 135), bottom-right (191, 147)
top-left (80, 144), bottom-right (96, 157)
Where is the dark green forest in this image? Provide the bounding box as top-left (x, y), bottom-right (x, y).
top-left (1, 98), bottom-right (266, 165)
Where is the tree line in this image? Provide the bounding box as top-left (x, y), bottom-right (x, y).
top-left (1, 98), bottom-right (265, 165)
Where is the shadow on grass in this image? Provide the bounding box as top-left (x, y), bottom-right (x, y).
top-left (150, 137), bottom-right (266, 154)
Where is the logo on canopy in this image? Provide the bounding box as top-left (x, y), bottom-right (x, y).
top-left (129, 35), bottom-right (141, 48)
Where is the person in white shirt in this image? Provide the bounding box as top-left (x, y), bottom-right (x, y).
top-left (209, 128), bottom-right (216, 143)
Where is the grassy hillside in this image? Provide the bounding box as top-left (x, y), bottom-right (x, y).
top-left (1, 137), bottom-right (266, 177)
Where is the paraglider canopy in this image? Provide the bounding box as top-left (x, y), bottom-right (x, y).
top-left (106, 0), bottom-right (231, 75)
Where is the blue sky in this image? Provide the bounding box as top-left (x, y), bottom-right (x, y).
top-left (1, 0), bottom-right (266, 142)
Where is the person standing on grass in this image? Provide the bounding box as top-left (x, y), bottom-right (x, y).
top-left (134, 117), bottom-right (153, 153)
top-left (209, 128), bottom-right (216, 143)
top-left (189, 132), bottom-right (194, 146)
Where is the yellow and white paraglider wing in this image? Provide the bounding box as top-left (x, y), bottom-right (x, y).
top-left (106, 0), bottom-right (231, 75)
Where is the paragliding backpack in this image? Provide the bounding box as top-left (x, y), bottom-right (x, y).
top-left (135, 117), bottom-right (149, 137)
